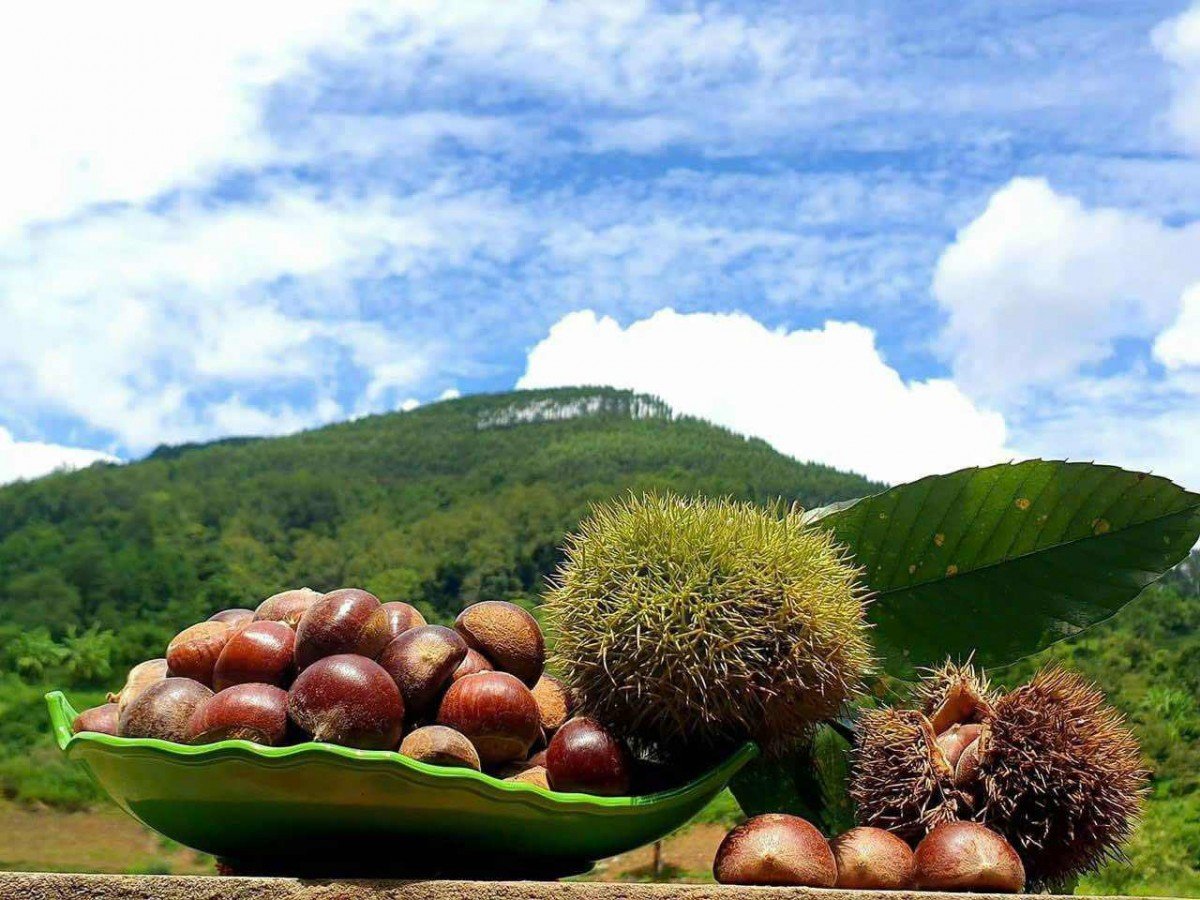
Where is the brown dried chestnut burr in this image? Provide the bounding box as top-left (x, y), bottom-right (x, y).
top-left (111, 658), bottom-right (168, 718)
top-left (166, 621), bottom-right (234, 687)
top-left (378, 625), bottom-right (468, 719)
top-left (713, 814), bottom-right (838, 887)
top-left (287, 654), bottom-right (404, 749)
top-left (399, 725), bottom-right (480, 770)
top-left (72, 703), bottom-right (120, 736)
top-left (208, 608), bottom-right (255, 626)
top-left (546, 716), bottom-right (630, 796)
top-left (831, 827), bottom-right (916, 890)
top-left (187, 684), bottom-right (290, 745)
top-left (118, 677), bottom-right (214, 743)
top-left (913, 821), bottom-right (1025, 893)
top-left (454, 601), bottom-right (544, 686)
top-left (213, 620), bottom-right (296, 691)
top-left (452, 648), bottom-right (493, 682)
top-left (254, 587), bottom-right (323, 628)
top-left (357, 601), bottom-right (427, 659)
top-left (294, 588), bottom-right (381, 670)
top-left (437, 671), bottom-right (540, 767)
top-left (530, 674), bottom-right (572, 733)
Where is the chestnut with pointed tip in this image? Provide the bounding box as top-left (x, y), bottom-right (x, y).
top-left (437, 671), bottom-right (540, 766)
top-left (166, 621), bottom-right (234, 687)
top-left (713, 814), bottom-right (838, 887)
top-left (208, 608), bottom-right (255, 626)
top-left (378, 625), bottom-right (468, 719)
top-left (111, 658), bottom-right (169, 718)
top-left (831, 827), bottom-right (916, 890)
top-left (254, 587), bottom-right (323, 628)
top-left (358, 601), bottom-right (427, 659)
top-left (287, 654), bottom-right (404, 750)
top-left (452, 648), bottom-right (493, 682)
top-left (294, 588), bottom-right (382, 670)
top-left (399, 725), bottom-right (480, 770)
top-left (913, 821), bottom-right (1025, 893)
top-left (186, 683), bottom-right (290, 745)
top-left (118, 677), bottom-right (214, 743)
top-left (546, 716), bottom-right (631, 796)
top-left (530, 674), bottom-right (572, 734)
top-left (213, 620), bottom-right (296, 691)
top-left (454, 601), bottom-right (544, 686)
top-left (73, 703), bottom-right (119, 736)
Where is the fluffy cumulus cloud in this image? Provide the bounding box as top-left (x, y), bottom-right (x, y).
top-left (519, 309), bottom-right (1010, 484)
top-left (1155, 284), bottom-right (1200, 368)
top-left (1154, 2), bottom-right (1200, 152)
top-left (0, 427), bottom-right (118, 485)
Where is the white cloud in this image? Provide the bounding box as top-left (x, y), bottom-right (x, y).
top-left (1154, 2), bottom-right (1200, 152)
top-left (933, 177), bottom-right (1200, 399)
top-left (1155, 283), bottom-right (1200, 369)
top-left (0, 427), bottom-right (118, 485)
top-left (518, 309), bottom-right (1010, 484)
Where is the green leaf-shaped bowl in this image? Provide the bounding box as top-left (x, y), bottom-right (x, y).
top-left (47, 691), bottom-right (755, 878)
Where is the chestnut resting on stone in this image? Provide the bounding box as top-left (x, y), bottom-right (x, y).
top-left (713, 814), bottom-right (838, 887)
top-left (831, 826), bottom-right (915, 890)
top-left (913, 821), bottom-right (1026, 893)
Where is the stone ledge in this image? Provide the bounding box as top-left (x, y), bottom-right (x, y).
top-left (0, 874), bottom-right (1171, 900)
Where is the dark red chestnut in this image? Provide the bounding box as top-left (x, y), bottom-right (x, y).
top-left (254, 587), bottom-right (322, 628)
top-left (545, 716), bottom-right (631, 796)
top-left (73, 703), bottom-right (119, 736)
top-left (187, 683), bottom-right (290, 745)
top-left (454, 601), bottom-right (544, 686)
top-left (294, 588), bottom-right (381, 670)
top-left (357, 601), bottom-right (427, 658)
top-left (208, 608), bottom-right (255, 626)
top-left (166, 621), bottom-right (234, 687)
top-left (437, 671), bottom-right (540, 767)
top-left (213, 620), bottom-right (295, 691)
top-left (713, 814), bottom-right (837, 886)
top-left (118, 677), bottom-right (214, 743)
top-left (452, 648), bottom-right (493, 682)
top-left (377, 625), bottom-right (467, 718)
top-left (287, 654), bottom-right (404, 749)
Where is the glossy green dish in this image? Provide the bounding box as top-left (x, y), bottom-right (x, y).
top-left (47, 691), bottom-right (756, 878)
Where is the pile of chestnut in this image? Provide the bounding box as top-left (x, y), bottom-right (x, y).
top-left (72, 589), bottom-right (633, 796)
top-left (714, 815), bottom-right (1026, 893)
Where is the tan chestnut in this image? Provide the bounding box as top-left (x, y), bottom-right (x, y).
top-left (208, 608), bottom-right (255, 626)
top-left (186, 684), bottom-right (290, 745)
top-left (452, 648), bottom-right (493, 682)
top-left (167, 622), bottom-right (234, 687)
top-left (454, 601), bottom-right (544, 686)
top-left (111, 658), bottom-right (168, 718)
top-left (73, 703), bottom-right (119, 736)
top-left (399, 725), bottom-right (480, 771)
top-left (831, 827), bottom-right (916, 890)
top-left (913, 821), bottom-right (1025, 893)
top-left (378, 625), bottom-right (468, 719)
top-left (956, 737), bottom-right (984, 788)
top-left (530, 674), bottom-right (572, 733)
top-left (118, 677), bottom-right (214, 743)
top-left (936, 722), bottom-right (983, 768)
top-left (506, 766), bottom-right (550, 789)
top-left (437, 671), bottom-right (540, 766)
top-left (287, 654), bottom-right (404, 749)
top-left (254, 587), bottom-right (323, 627)
top-left (714, 814), bottom-right (838, 886)
top-left (358, 602), bottom-right (427, 659)
top-left (213, 620), bottom-right (295, 691)
top-left (294, 588), bottom-right (382, 670)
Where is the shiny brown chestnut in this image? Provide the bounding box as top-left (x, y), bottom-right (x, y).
top-left (454, 601), bottom-right (544, 686)
top-left (72, 703), bottom-right (119, 736)
top-left (254, 587), bottom-right (323, 628)
top-left (357, 601), bottom-right (427, 659)
top-left (713, 814), bottom-right (838, 887)
top-left (936, 722), bottom-right (983, 768)
top-left (208, 608), bottom-right (255, 626)
top-left (111, 658), bottom-right (169, 718)
top-left (913, 821), bottom-right (1025, 893)
top-left (831, 826), bottom-right (916, 890)
top-left (186, 683), bottom-right (290, 745)
top-left (436, 671), bottom-right (540, 767)
top-left (166, 621), bottom-right (234, 687)
top-left (545, 716), bottom-right (631, 796)
top-left (118, 677), bottom-right (214, 743)
top-left (377, 625), bottom-right (467, 719)
top-left (287, 654), bottom-right (404, 749)
top-left (452, 648), bottom-right (493, 682)
top-left (399, 725), bottom-right (480, 770)
top-left (213, 620), bottom-right (295, 691)
top-left (294, 588), bottom-right (381, 670)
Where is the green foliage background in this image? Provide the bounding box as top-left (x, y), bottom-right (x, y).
top-left (0, 387), bottom-right (1195, 894)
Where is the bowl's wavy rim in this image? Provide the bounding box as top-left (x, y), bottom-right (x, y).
top-left (47, 690), bottom-right (757, 811)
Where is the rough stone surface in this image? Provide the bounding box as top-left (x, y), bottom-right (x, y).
top-left (0, 874), bottom-right (1170, 900)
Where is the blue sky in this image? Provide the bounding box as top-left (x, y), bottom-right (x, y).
top-left (2, 1), bottom-right (1199, 486)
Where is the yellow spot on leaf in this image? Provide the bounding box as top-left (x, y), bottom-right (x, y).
top-left (934, 533), bottom-right (945, 547)
top-left (946, 564), bottom-right (958, 576)
top-left (1092, 518), bottom-right (1111, 535)
top-left (1015, 498), bottom-right (1031, 510)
